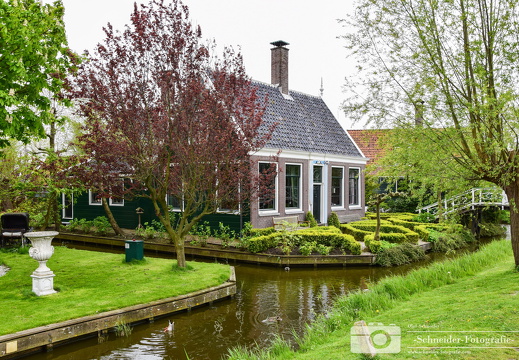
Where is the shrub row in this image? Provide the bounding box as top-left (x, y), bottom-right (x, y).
top-left (248, 227), bottom-right (276, 237)
top-left (340, 223), bottom-right (419, 244)
top-left (247, 227), bottom-right (361, 255)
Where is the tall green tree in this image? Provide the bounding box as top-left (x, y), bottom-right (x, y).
top-left (0, 0), bottom-right (76, 146)
top-left (343, 0), bottom-right (519, 266)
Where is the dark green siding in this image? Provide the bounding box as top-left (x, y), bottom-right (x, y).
top-left (66, 192), bottom-right (249, 233)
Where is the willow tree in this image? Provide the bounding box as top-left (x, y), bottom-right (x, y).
top-left (343, 0), bottom-right (519, 266)
top-left (73, 0), bottom-right (272, 267)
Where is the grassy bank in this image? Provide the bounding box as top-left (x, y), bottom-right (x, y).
top-left (228, 239), bottom-right (518, 360)
top-left (0, 246), bottom-right (230, 335)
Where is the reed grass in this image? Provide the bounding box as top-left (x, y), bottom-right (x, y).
top-left (226, 239), bottom-right (517, 359)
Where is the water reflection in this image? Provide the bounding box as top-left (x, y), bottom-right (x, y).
top-left (23, 236), bottom-right (498, 360)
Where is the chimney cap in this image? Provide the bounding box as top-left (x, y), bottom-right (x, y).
top-left (270, 40), bottom-right (290, 48)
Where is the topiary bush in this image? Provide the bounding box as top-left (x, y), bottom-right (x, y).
top-left (305, 211), bottom-right (318, 227)
top-left (327, 212), bottom-right (341, 229)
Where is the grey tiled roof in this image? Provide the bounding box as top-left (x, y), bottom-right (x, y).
top-left (255, 81), bottom-right (363, 158)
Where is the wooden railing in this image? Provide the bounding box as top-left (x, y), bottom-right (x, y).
top-left (419, 188), bottom-right (509, 216)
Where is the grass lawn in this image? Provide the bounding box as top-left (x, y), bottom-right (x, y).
top-left (228, 239), bottom-right (519, 360)
top-left (0, 246), bottom-right (230, 336)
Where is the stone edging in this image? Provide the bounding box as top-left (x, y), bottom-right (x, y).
top-left (0, 267), bottom-right (236, 358)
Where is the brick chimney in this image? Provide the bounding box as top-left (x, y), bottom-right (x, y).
top-left (270, 40), bottom-right (289, 95)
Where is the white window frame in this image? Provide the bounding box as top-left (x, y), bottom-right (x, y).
top-left (331, 166), bottom-right (345, 209)
top-left (348, 167), bottom-right (362, 209)
top-left (285, 163), bottom-right (303, 214)
top-left (258, 161), bottom-right (279, 215)
top-left (88, 190), bottom-right (102, 206)
top-left (167, 194), bottom-right (183, 212)
top-left (62, 193), bottom-right (74, 219)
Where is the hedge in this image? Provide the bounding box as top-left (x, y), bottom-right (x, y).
top-left (246, 227), bottom-right (362, 255)
top-left (247, 233), bottom-right (280, 253)
top-left (346, 223), bottom-right (419, 244)
top-left (340, 224), bottom-right (372, 242)
top-left (249, 227), bottom-right (276, 238)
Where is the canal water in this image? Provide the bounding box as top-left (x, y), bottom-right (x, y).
top-left (23, 239), bottom-right (495, 360)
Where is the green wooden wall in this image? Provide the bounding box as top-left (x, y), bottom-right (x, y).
top-left (65, 192), bottom-right (250, 233)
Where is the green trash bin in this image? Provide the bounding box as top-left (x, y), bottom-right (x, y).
top-left (125, 240), bottom-right (144, 262)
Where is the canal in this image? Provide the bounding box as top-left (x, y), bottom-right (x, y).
top-left (22, 238), bottom-right (498, 360)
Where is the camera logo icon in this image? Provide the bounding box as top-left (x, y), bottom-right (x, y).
top-left (350, 321), bottom-right (401, 354)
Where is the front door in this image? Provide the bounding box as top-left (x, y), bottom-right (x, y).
top-left (313, 184), bottom-right (321, 223)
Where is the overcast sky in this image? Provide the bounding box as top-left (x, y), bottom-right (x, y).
top-left (58, 0), bottom-right (359, 129)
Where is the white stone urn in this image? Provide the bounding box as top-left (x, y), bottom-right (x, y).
top-left (25, 231), bottom-right (59, 296)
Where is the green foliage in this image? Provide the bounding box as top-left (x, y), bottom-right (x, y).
top-left (412, 212), bottom-right (436, 223)
top-left (247, 233), bottom-right (280, 253)
top-left (246, 226), bottom-right (362, 255)
top-left (327, 212), bottom-right (341, 229)
top-left (375, 243), bottom-right (426, 267)
top-left (305, 211), bottom-right (318, 227)
top-left (478, 223), bottom-right (506, 238)
top-left (348, 222), bottom-right (419, 243)
top-left (430, 227), bottom-right (476, 253)
top-left (248, 227), bottom-right (276, 238)
top-left (0, 0), bottom-right (77, 145)
top-left (300, 241), bottom-right (316, 256)
top-left (92, 216), bottom-right (111, 236)
top-left (135, 222), bottom-right (159, 239)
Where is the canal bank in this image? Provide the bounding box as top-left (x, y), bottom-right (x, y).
top-left (55, 232), bottom-right (433, 267)
top-left (0, 271), bottom-right (235, 359)
top-left (0, 246), bottom-right (236, 359)
top-left (227, 239), bottom-right (517, 360)
top-left (16, 238), bottom-right (464, 360)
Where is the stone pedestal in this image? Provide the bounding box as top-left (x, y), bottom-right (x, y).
top-left (25, 231), bottom-right (59, 296)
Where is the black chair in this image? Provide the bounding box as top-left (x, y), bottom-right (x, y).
top-left (1, 213), bottom-right (31, 247)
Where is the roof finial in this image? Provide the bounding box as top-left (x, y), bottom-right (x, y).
top-left (319, 77), bottom-right (324, 97)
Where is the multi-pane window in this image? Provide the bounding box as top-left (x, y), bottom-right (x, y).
top-left (331, 167), bottom-right (343, 207)
top-left (62, 193), bottom-right (73, 219)
top-left (285, 164), bottom-right (301, 209)
top-left (89, 190), bottom-right (102, 205)
top-left (349, 168), bottom-right (360, 206)
top-left (259, 162), bottom-right (277, 211)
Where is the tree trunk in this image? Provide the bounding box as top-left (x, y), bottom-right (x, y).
top-left (101, 198), bottom-right (126, 236)
top-left (375, 201), bottom-right (381, 242)
top-left (154, 201), bottom-right (187, 268)
top-left (504, 185), bottom-right (519, 267)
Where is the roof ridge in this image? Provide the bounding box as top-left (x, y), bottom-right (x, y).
top-left (251, 80), bottom-right (322, 99)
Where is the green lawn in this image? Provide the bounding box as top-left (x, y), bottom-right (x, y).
top-left (228, 239), bottom-right (519, 360)
top-left (0, 246), bottom-right (230, 335)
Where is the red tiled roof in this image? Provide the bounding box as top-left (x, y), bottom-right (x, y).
top-left (347, 129), bottom-right (391, 165)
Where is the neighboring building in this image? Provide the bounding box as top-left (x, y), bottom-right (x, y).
top-left (248, 41), bottom-right (367, 226)
top-left (63, 41), bottom-right (368, 230)
top-left (347, 129), bottom-right (389, 169)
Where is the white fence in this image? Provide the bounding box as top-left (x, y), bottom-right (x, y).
top-left (419, 188), bottom-right (509, 216)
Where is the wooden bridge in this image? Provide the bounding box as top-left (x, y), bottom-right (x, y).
top-left (419, 188), bottom-right (509, 216)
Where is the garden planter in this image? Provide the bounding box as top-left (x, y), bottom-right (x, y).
top-left (25, 231), bottom-right (59, 296)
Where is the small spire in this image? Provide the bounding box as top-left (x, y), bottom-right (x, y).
top-left (319, 77), bottom-right (324, 97)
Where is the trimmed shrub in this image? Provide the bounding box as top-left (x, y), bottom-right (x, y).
top-left (247, 233), bottom-right (280, 253)
top-left (340, 224), bottom-right (371, 242)
top-left (327, 212), bottom-right (341, 229)
top-left (348, 222), bottom-right (420, 243)
top-left (305, 211), bottom-right (318, 227)
top-left (249, 227), bottom-right (276, 238)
